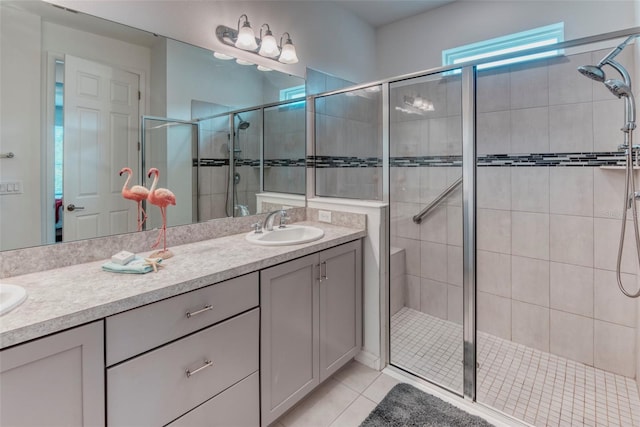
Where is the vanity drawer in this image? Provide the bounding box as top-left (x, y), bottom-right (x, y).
top-left (106, 272), bottom-right (258, 365)
top-left (167, 371), bottom-right (259, 427)
top-left (107, 308), bottom-right (259, 427)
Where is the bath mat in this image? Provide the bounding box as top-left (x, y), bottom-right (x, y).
top-left (360, 383), bottom-right (494, 427)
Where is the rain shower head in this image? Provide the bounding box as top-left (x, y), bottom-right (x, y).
top-left (577, 65), bottom-right (605, 82)
top-left (577, 34), bottom-right (639, 85)
top-left (235, 114), bottom-right (250, 130)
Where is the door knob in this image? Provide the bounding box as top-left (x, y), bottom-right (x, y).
top-left (67, 203), bottom-right (85, 212)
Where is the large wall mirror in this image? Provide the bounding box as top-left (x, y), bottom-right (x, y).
top-left (0, 0), bottom-right (306, 252)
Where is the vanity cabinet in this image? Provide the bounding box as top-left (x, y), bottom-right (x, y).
top-left (0, 321), bottom-right (105, 427)
top-left (260, 239), bottom-right (362, 426)
top-left (106, 272), bottom-right (260, 426)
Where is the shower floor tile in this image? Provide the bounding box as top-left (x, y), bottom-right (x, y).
top-left (391, 307), bottom-right (640, 427)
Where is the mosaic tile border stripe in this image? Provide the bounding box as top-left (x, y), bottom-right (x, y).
top-left (195, 152), bottom-right (632, 168)
top-left (306, 152), bottom-right (631, 168)
top-left (194, 158), bottom-right (306, 167)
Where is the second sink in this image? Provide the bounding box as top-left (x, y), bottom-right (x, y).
top-left (246, 225), bottom-right (324, 246)
top-left (0, 283), bottom-right (27, 316)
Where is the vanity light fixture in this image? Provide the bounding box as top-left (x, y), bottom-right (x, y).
top-left (258, 24), bottom-right (280, 58)
top-left (235, 14), bottom-right (258, 50)
top-left (278, 32), bottom-right (299, 64)
top-left (215, 16), bottom-right (299, 65)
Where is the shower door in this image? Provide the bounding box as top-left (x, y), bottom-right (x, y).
top-left (388, 70), bottom-right (467, 395)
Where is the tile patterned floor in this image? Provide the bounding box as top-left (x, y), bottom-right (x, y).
top-left (391, 307), bottom-right (640, 427)
top-left (271, 361), bottom-right (401, 427)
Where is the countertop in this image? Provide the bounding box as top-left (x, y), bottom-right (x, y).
top-left (0, 221), bottom-right (365, 350)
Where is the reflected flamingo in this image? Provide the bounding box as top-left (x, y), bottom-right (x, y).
top-left (119, 167), bottom-right (149, 231)
top-left (147, 167), bottom-right (176, 258)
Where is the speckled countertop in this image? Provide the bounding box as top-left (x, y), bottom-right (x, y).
top-left (0, 221), bottom-right (365, 350)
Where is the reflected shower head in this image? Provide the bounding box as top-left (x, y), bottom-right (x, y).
top-left (577, 65), bottom-right (605, 82)
top-left (604, 79), bottom-right (632, 98)
top-left (235, 114), bottom-right (250, 130)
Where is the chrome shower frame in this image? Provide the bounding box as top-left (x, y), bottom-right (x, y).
top-left (307, 26), bottom-right (640, 413)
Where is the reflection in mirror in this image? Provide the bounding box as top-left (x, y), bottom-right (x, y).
top-left (141, 117), bottom-right (198, 229)
top-left (0, 0), bottom-right (305, 251)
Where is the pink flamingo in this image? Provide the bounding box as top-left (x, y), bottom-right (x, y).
top-left (119, 167), bottom-right (149, 231)
top-left (147, 167), bottom-right (176, 256)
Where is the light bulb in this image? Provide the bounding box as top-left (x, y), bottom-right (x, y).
top-left (236, 23), bottom-right (258, 50)
top-left (279, 37), bottom-right (299, 64)
top-left (259, 33), bottom-right (280, 58)
top-left (257, 65), bottom-right (272, 71)
top-left (236, 58), bottom-right (254, 66)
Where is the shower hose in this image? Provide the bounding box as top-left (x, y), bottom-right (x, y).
top-left (617, 129), bottom-right (640, 298)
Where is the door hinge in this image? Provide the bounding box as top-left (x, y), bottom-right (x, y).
top-left (138, 90), bottom-right (141, 100)
top-left (137, 142), bottom-right (141, 151)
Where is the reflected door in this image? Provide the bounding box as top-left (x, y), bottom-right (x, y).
top-left (389, 71), bottom-right (464, 394)
top-left (63, 55), bottom-right (139, 241)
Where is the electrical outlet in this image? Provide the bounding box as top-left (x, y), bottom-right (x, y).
top-left (318, 210), bottom-right (332, 223)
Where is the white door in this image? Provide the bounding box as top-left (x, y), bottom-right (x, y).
top-left (63, 55), bottom-right (139, 241)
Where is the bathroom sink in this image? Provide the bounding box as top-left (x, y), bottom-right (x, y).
top-left (246, 225), bottom-right (325, 246)
top-left (0, 283), bottom-right (27, 316)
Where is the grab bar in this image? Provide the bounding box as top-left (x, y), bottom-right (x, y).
top-left (412, 177), bottom-right (462, 224)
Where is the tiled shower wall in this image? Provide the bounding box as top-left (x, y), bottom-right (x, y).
top-left (263, 104), bottom-right (306, 195)
top-left (390, 48), bottom-right (639, 379)
top-left (308, 66), bottom-right (383, 201)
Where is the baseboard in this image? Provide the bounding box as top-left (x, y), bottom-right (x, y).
top-left (355, 350), bottom-right (381, 370)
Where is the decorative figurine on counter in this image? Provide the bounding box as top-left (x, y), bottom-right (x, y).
top-left (147, 167), bottom-right (176, 259)
top-left (119, 167), bottom-right (149, 231)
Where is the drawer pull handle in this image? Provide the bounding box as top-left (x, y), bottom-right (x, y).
top-left (321, 261), bottom-right (328, 280)
top-left (186, 305), bottom-right (213, 318)
top-left (186, 360), bottom-right (213, 378)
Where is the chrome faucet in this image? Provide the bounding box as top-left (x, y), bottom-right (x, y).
top-left (263, 210), bottom-right (288, 231)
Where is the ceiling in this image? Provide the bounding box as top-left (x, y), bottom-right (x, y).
top-left (332, 0), bottom-right (456, 27)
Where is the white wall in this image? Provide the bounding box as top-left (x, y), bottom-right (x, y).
top-left (376, 0), bottom-right (638, 79)
top-left (0, 6), bottom-right (42, 251)
top-left (45, 0), bottom-right (378, 84)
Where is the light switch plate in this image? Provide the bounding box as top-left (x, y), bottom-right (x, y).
top-left (0, 181), bottom-right (23, 195)
top-left (318, 210), bottom-right (332, 223)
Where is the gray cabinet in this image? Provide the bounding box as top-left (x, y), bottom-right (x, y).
top-left (106, 273), bottom-right (260, 426)
top-left (261, 239), bottom-right (362, 426)
top-left (0, 321), bottom-right (105, 427)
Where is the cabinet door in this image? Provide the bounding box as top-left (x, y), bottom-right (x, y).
top-left (319, 240), bottom-right (362, 382)
top-left (0, 321), bottom-right (105, 427)
top-left (260, 253), bottom-right (319, 426)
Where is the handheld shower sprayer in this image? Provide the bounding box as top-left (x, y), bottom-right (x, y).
top-left (577, 33), bottom-right (640, 298)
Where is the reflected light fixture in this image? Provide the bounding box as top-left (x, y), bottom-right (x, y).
top-left (213, 51), bottom-right (234, 60)
top-left (216, 15), bottom-right (299, 65)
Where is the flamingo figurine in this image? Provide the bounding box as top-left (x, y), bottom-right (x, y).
top-left (119, 167), bottom-right (149, 231)
top-left (147, 167), bottom-right (176, 258)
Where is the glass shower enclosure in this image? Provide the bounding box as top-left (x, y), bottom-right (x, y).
top-left (309, 27), bottom-right (640, 427)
